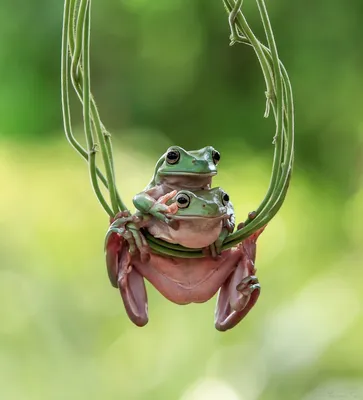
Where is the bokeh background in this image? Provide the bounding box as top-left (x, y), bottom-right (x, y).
top-left (1, 1), bottom-right (363, 399)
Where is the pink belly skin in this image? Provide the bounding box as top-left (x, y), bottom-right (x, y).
top-left (132, 248), bottom-right (242, 305)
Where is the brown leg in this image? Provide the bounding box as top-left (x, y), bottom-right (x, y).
top-left (117, 247), bottom-right (148, 327)
top-left (214, 226), bottom-right (265, 332)
top-left (105, 211), bottom-right (131, 287)
top-left (105, 232), bottom-right (122, 288)
top-left (214, 254), bottom-right (260, 331)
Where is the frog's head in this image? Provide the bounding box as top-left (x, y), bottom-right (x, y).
top-left (153, 146), bottom-right (221, 188)
top-left (166, 188), bottom-right (233, 222)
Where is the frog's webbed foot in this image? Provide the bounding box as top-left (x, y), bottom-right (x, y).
top-left (148, 190), bottom-right (178, 226)
top-left (117, 247), bottom-right (148, 327)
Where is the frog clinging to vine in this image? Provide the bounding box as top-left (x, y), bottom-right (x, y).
top-left (105, 152), bottom-right (265, 331)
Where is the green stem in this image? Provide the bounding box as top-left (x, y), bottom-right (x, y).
top-left (82, 0), bottom-right (113, 216)
top-left (224, 0), bottom-right (283, 221)
top-left (227, 0), bottom-right (275, 113)
top-left (255, 0), bottom-right (284, 193)
top-left (62, 0), bottom-right (293, 258)
top-left (151, 0), bottom-right (294, 257)
top-left (147, 0), bottom-right (294, 256)
top-left (69, 0), bottom-right (127, 213)
top-left (61, 0), bottom-right (113, 200)
top-left (222, 0), bottom-right (293, 246)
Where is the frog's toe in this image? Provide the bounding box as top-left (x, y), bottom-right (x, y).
top-left (231, 276), bottom-right (260, 311)
top-left (123, 229), bottom-right (137, 255)
top-left (236, 275), bottom-right (259, 292)
top-left (215, 275), bottom-right (261, 332)
top-left (151, 210), bottom-right (175, 227)
top-left (129, 227), bottom-right (149, 256)
top-left (214, 239), bottom-right (224, 255)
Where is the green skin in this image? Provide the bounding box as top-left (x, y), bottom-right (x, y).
top-left (132, 146), bottom-right (220, 225)
top-left (149, 188), bottom-right (235, 251)
top-left (107, 187), bottom-right (235, 258)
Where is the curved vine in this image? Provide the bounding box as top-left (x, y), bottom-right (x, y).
top-left (61, 0), bottom-right (294, 258)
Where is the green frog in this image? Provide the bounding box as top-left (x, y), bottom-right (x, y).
top-left (132, 145), bottom-right (221, 225)
top-left (107, 187), bottom-right (235, 260)
top-left (147, 187), bottom-right (234, 250)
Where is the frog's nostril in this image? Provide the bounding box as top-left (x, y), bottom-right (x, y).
top-left (202, 204), bottom-right (206, 208)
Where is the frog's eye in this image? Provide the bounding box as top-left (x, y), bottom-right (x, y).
top-left (166, 150), bottom-right (180, 164)
top-left (212, 150), bottom-right (221, 165)
top-left (176, 193), bottom-right (190, 208)
top-left (222, 192), bottom-right (230, 206)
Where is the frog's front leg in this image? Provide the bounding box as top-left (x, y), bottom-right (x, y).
top-left (117, 245), bottom-right (149, 327)
top-left (105, 210), bottom-right (149, 286)
top-left (133, 188), bottom-right (178, 225)
top-left (214, 226), bottom-right (265, 331)
top-left (106, 213), bottom-right (149, 259)
top-left (209, 214), bottom-right (235, 258)
top-left (209, 227), bottom-right (229, 258)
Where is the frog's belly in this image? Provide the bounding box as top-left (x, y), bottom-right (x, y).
top-left (148, 219), bottom-right (223, 248)
top-left (133, 248), bottom-right (241, 305)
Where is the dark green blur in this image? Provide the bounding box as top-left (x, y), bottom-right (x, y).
top-left (1, 1), bottom-right (362, 399)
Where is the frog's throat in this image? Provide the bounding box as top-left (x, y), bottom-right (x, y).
top-left (158, 171), bottom-right (217, 177)
top-left (157, 173), bottom-right (215, 190)
top-left (165, 214), bottom-right (228, 221)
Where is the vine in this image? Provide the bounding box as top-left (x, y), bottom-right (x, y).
top-left (61, 0), bottom-right (294, 258)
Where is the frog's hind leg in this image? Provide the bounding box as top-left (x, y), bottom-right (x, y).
top-left (105, 211), bottom-right (133, 287)
top-left (105, 232), bottom-right (122, 288)
top-left (117, 246), bottom-right (149, 327)
top-left (214, 271), bottom-right (260, 332)
top-left (214, 226), bottom-right (265, 332)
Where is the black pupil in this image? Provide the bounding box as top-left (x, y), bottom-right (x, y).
top-left (178, 196), bottom-right (188, 204)
top-left (213, 152), bottom-right (221, 161)
top-left (168, 151), bottom-right (179, 160)
top-left (223, 194), bottom-right (229, 202)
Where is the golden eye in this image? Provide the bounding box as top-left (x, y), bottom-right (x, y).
top-left (176, 193), bottom-right (190, 208)
top-left (212, 150), bottom-right (221, 165)
top-left (222, 192), bottom-right (229, 206)
top-left (166, 150), bottom-right (180, 164)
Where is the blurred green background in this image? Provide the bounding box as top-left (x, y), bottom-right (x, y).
top-left (1, 1), bottom-right (363, 399)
